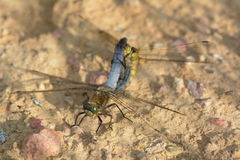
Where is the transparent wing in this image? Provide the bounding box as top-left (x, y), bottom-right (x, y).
top-left (105, 89), bottom-right (185, 135)
top-left (0, 62), bottom-right (99, 94)
top-left (109, 91), bottom-right (185, 115)
top-left (62, 15), bottom-right (214, 64)
top-left (61, 14), bottom-right (118, 59)
top-left (138, 40), bottom-right (214, 63)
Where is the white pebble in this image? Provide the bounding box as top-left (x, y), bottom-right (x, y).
top-left (213, 53), bottom-right (224, 61)
top-left (32, 98), bottom-right (42, 107)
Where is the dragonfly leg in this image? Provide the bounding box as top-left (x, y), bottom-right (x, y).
top-left (100, 113), bottom-right (113, 130)
top-left (105, 103), bottom-right (133, 123)
top-left (71, 111), bottom-right (87, 127)
top-left (96, 115), bottom-right (103, 133)
top-left (120, 57), bottom-right (127, 69)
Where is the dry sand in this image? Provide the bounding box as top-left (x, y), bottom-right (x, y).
top-left (0, 0), bottom-right (240, 159)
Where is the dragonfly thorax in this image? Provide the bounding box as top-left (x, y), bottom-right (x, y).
top-left (82, 87), bottom-right (110, 116)
top-left (90, 87), bottom-right (110, 106)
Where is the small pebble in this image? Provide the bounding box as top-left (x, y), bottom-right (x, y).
top-left (62, 125), bottom-right (71, 136)
top-left (194, 98), bottom-right (212, 106)
top-left (71, 126), bottom-right (83, 135)
top-left (53, 28), bottom-right (64, 38)
top-left (30, 49), bottom-right (38, 55)
top-left (95, 74), bottom-right (108, 85)
top-left (158, 84), bottom-right (169, 92)
top-left (210, 118), bottom-right (228, 128)
top-left (86, 53), bottom-right (95, 57)
top-left (150, 42), bottom-right (163, 50)
top-left (199, 54), bottom-right (208, 62)
top-left (64, 96), bottom-right (74, 105)
top-left (172, 39), bottom-right (187, 54)
top-left (68, 58), bottom-right (83, 73)
top-left (161, 128), bottom-right (171, 135)
top-left (145, 140), bottom-right (167, 153)
top-left (136, 152), bottom-right (146, 159)
top-left (204, 142), bottom-right (218, 153)
top-left (23, 129), bottom-right (62, 160)
top-left (165, 145), bottom-right (181, 152)
top-left (38, 82), bottom-right (47, 90)
top-left (224, 90), bottom-right (233, 95)
top-left (48, 123), bottom-right (56, 129)
top-left (8, 103), bottom-right (19, 112)
top-left (0, 128), bottom-right (8, 144)
top-left (86, 71), bottom-right (108, 85)
top-left (206, 69), bottom-right (214, 74)
top-left (30, 118), bottom-right (42, 129)
top-left (186, 56), bottom-right (195, 62)
top-left (187, 81), bottom-right (205, 98)
top-left (32, 98), bottom-right (42, 107)
top-left (213, 53), bottom-right (224, 61)
top-left (157, 141), bottom-right (167, 148)
top-left (197, 26), bottom-right (211, 34)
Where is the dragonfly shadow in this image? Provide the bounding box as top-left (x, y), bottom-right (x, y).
top-left (1, 0), bottom-right (58, 41)
top-left (215, 0), bottom-right (240, 57)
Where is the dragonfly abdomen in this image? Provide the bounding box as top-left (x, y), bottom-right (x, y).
top-left (104, 38), bottom-right (127, 89)
top-left (114, 44), bottom-right (139, 91)
top-left (128, 48), bottom-right (139, 83)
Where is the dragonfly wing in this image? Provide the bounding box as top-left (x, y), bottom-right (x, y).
top-left (107, 90), bottom-right (185, 137)
top-left (138, 40), bottom-right (215, 63)
top-left (0, 62), bottom-right (99, 93)
top-left (109, 90), bottom-right (185, 115)
top-left (60, 13), bottom-right (119, 58)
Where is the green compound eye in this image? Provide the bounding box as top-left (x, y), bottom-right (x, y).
top-left (92, 107), bottom-right (98, 114)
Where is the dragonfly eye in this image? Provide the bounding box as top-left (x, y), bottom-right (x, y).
top-left (91, 106), bottom-right (99, 114)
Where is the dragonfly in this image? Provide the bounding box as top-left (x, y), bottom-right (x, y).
top-left (1, 15), bottom-right (212, 135)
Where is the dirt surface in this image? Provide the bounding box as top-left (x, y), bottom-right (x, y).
top-left (0, 0), bottom-right (240, 160)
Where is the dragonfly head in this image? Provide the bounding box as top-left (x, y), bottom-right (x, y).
top-left (83, 102), bottom-right (100, 116)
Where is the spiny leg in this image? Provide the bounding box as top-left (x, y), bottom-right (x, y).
top-left (105, 103), bottom-right (133, 122)
top-left (99, 113), bottom-right (113, 130)
top-left (71, 111), bottom-right (86, 127)
top-left (96, 115), bottom-right (103, 133)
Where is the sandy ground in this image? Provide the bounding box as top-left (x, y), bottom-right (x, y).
top-left (0, 0), bottom-right (240, 159)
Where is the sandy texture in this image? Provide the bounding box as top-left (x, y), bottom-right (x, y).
top-left (0, 0), bottom-right (240, 159)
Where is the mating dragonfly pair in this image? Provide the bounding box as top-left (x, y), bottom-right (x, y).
top-left (72, 37), bottom-right (187, 133)
top-left (3, 16), bottom-right (211, 134)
